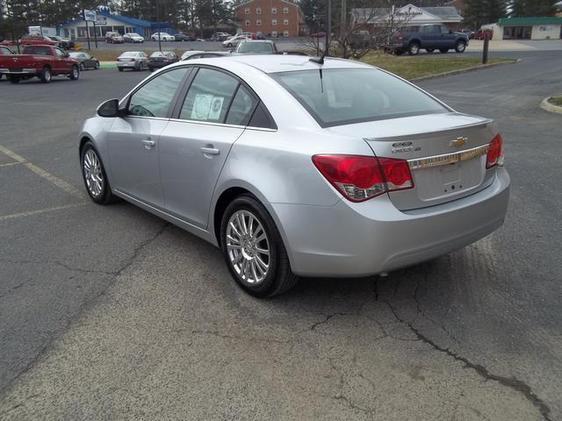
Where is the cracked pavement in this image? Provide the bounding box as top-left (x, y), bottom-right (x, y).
top-left (0, 51), bottom-right (561, 419)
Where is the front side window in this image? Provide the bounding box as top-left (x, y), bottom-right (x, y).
top-left (55, 48), bottom-right (65, 58)
top-left (128, 68), bottom-right (188, 118)
top-left (180, 68), bottom-right (239, 123)
top-left (272, 68), bottom-right (448, 127)
top-left (23, 46), bottom-right (52, 55)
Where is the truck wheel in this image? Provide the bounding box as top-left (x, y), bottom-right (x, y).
top-left (39, 67), bottom-right (52, 83)
top-left (8, 75), bottom-right (20, 84)
top-left (455, 41), bottom-right (467, 53)
top-left (408, 41), bottom-right (420, 56)
top-left (69, 65), bottom-right (80, 80)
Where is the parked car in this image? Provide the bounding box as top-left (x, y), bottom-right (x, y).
top-left (390, 24), bottom-right (469, 55)
top-left (174, 32), bottom-right (195, 41)
top-left (48, 35), bottom-right (75, 50)
top-left (180, 50), bottom-right (230, 60)
top-left (105, 32), bottom-right (124, 44)
top-left (116, 51), bottom-right (148, 71)
top-left (123, 33), bottom-right (145, 43)
top-left (222, 34), bottom-right (251, 48)
top-left (0, 45), bottom-right (14, 80)
top-left (1, 34), bottom-right (58, 48)
top-left (209, 32), bottom-right (231, 41)
top-left (0, 44), bottom-right (79, 83)
top-left (69, 52), bottom-right (100, 70)
top-left (78, 55), bottom-right (509, 297)
top-left (235, 40), bottom-right (278, 54)
top-left (148, 51), bottom-right (178, 71)
top-left (460, 29), bottom-right (475, 39)
top-left (474, 29), bottom-right (493, 40)
top-left (151, 32), bottom-right (175, 42)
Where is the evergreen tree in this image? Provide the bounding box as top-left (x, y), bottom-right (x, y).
top-left (464, 0), bottom-right (507, 28)
top-left (510, 0), bottom-right (557, 16)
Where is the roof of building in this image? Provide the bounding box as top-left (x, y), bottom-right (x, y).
top-left (422, 7), bottom-right (462, 20)
top-left (61, 11), bottom-right (172, 29)
top-left (234, 0), bottom-right (301, 10)
top-left (498, 16), bottom-right (562, 26)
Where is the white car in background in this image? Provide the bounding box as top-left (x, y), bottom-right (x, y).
top-left (151, 32), bottom-right (175, 42)
top-left (123, 33), bottom-right (145, 43)
top-left (222, 34), bottom-right (251, 48)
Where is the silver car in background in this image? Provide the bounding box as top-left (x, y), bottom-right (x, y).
top-left (116, 51), bottom-right (148, 72)
top-left (79, 56), bottom-right (509, 297)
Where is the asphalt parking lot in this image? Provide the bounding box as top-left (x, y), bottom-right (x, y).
top-left (0, 52), bottom-right (561, 420)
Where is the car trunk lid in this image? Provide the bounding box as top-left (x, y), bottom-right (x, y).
top-left (327, 112), bottom-right (498, 210)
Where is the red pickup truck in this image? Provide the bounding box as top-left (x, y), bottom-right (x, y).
top-left (0, 45), bottom-right (80, 84)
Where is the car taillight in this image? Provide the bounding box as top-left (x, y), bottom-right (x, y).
top-left (486, 134), bottom-right (504, 168)
top-left (312, 155), bottom-right (414, 202)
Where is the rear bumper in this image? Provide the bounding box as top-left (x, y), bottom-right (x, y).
top-left (273, 168), bottom-right (510, 277)
top-left (0, 68), bottom-right (37, 74)
top-left (117, 62), bottom-right (137, 68)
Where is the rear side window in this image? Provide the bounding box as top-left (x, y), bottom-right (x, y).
top-left (128, 68), bottom-right (188, 118)
top-left (226, 85), bottom-right (258, 126)
top-left (272, 68), bottom-right (447, 127)
top-left (180, 68), bottom-right (238, 123)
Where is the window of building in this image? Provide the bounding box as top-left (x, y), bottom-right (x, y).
top-left (272, 19), bottom-right (277, 26)
top-left (283, 30), bottom-right (289, 37)
top-left (272, 31), bottom-right (278, 37)
top-left (284, 19), bottom-right (289, 26)
top-left (245, 20), bottom-right (251, 27)
top-left (256, 19), bottom-right (262, 26)
top-left (283, 7), bottom-right (289, 14)
top-left (272, 7), bottom-right (277, 14)
top-left (245, 7), bottom-right (250, 14)
top-left (256, 7), bottom-right (262, 15)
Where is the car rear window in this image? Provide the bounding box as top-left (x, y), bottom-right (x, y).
top-left (22, 46), bottom-right (52, 55)
top-left (237, 42), bottom-right (274, 54)
top-left (271, 68), bottom-right (448, 127)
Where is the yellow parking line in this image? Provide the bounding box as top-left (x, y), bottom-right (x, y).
top-left (0, 203), bottom-right (86, 222)
top-left (0, 144), bottom-right (83, 199)
top-left (0, 161), bottom-right (23, 168)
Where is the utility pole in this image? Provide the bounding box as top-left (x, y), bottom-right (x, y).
top-left (340, 0), bottom-right (346, 39)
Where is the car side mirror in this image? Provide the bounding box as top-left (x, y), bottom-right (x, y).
top-left (97, 99), bottom-right (123, 118)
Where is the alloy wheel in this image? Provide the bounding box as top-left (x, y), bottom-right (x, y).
top-left (83, 149), bottom-right (104, 198)
top-left (226, 210), bottom-right (270, 285)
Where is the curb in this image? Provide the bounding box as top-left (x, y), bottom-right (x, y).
top-left (411, 59), bottom-right (520, 82)
top-left (540, 96), bottom-right (562, 114)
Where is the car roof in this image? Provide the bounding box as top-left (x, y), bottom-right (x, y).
top-left (186, 55), bottom-right (371, 74)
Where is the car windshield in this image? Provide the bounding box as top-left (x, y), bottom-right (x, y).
top-left (129, 33), bottom-right (140, 37)
top-left (151, 52), bottom-right (165, 57)
top-left (120, 52), bottom-right (138, 58)
top-left (272, 68), bottom-right (448, 127)
top-left (68, 52), bottom-right (80, 57)
top-left (237, 42), bottom-right (273, 53)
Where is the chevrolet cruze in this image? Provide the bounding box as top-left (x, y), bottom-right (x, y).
top-left (79, 55), bottom-right (510, 297)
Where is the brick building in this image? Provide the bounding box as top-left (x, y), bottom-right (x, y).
top-left (234, 0), bottom-right (305, 38)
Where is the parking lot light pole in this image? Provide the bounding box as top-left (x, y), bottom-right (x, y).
top-left (157, 0), bottom-right (162, 52)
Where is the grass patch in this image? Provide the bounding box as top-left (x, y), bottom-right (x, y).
top-left (547, 96), bottom-right (562, 107)
top-left (360, 53), bottom-right (515, 80)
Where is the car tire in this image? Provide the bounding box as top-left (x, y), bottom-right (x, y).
top-left (95, 61), bottom-right (100, 70)
top-left (8, 75), bottom-right (20, 84)
top-left (80, 141), bottom-right (117, 205)
top-left (408, 41), bottom-right (420, 55)
top-left (39, 66), bottom-right (52, 83)
top-left (227, 42), bottom-right (233, 48)
top-left (69, 65), bottom-right (80, 80)
top-left (220, 194), bottom-right (299, 297)
top-left (455, 41), bottom-right (466, 53)
top-left (79, 63), bottom-right (85, 71)
top-left (440, 48), bottom-right (449, 54)
top-left (426, 48), bottom-right (434, 53)
top-left (118, 67), bottom-right (124, 72)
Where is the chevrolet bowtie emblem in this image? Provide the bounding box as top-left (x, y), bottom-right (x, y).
top-left (450, 136), bottom-right (468, 147)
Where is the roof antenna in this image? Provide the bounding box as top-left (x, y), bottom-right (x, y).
top-left (309, 51), bottom-right (327, 65)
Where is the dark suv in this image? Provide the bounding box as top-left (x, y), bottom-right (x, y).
top-left (390, 24), bottom-right (469, 55)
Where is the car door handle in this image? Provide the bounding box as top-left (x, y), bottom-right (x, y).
top-left (200, 146), bottom-right (220, 156)
top-left (142, 139), bottom-right (156, 149)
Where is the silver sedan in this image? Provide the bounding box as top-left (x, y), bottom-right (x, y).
top-left (78, 56), bottom-right (510, 297)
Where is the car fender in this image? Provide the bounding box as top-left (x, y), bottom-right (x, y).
top-left (78, 117), bottom-right (117, 182)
